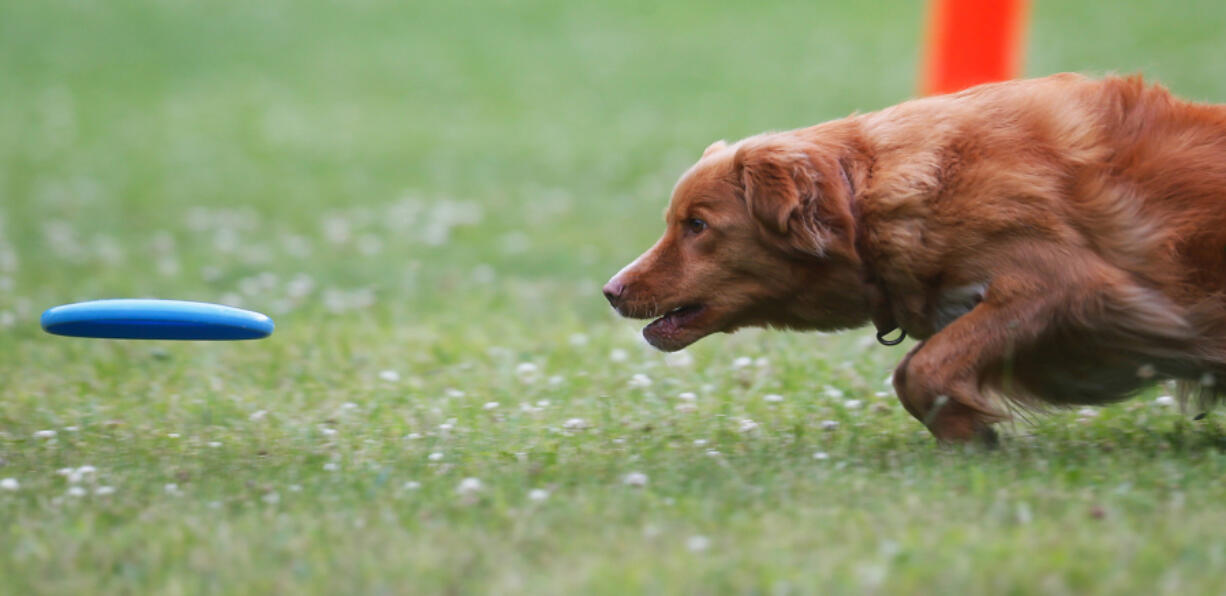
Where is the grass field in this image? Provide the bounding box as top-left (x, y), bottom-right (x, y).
top-left (5, 0), bottom-right (1226, 593)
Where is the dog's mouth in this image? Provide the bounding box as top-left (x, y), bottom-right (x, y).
top-left (642, 304), bottom-right (709, 351)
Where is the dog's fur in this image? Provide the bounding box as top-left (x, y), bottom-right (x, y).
top-left (604, 73), bottom-right (1226, 442)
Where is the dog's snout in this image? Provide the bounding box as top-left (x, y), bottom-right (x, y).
top-left (602, 280), bottom-right (626, 307)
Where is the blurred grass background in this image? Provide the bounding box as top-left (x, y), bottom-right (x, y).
top-left (5, 0), bottom-right (1226, 593)
top-left (3, 0), bottom-right (1226, 317)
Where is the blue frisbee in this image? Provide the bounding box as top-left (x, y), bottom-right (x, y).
top-left (41, 299), bottom-right (275, 341)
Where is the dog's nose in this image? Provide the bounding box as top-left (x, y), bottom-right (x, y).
top-left (602, 280), bottom-right (625, 307)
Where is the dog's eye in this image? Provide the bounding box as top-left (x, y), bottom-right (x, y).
top-left (685, 218), bottom-right (708, 235)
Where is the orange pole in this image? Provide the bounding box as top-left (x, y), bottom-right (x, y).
top-left (922, 0), bottom-right (1030, 96)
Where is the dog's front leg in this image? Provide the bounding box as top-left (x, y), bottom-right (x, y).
top-left (893, 338), bottom-right (1003, 445)
top-left (890, 272), bottom-right (1063, 444)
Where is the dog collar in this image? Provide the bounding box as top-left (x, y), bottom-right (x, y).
top-left (876, 325), bottom-right (907, 346)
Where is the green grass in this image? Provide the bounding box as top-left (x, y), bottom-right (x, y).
top-left (5, 0), bottom-right (1226, 593)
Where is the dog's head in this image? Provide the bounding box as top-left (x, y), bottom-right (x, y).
top-left (604, 134), bottom-right (876, 351)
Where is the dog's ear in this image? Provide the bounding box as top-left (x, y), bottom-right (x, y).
top-left (733, 140), bottom-right (815, 236)
top-left (734, 138), bottom-right (855, 257)
top-left (702, 140), bottom-right (728, 158)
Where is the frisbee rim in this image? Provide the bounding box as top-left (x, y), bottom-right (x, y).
top-left (40, 299), bottom-right (275, 341)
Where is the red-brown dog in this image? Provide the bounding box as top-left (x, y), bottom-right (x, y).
top-left (605, 74), bottom-right (1226, 443)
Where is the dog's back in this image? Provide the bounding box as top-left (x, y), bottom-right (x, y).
top-left (846, 75), bottom-right (1226, 411)
top-left (1092, 77), bottom-right (1226, 297)
top-left (853, 74), bottom-right (1226, 308)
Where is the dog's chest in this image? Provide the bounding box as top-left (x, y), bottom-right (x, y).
top-left (884, 276), bottom-right (987, 340)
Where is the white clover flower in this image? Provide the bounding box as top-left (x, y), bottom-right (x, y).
top-left (686, 535), bottom-right (711, 552)
top-left (403, 481), bottom-right (421, 490)
top-left (340, 402), bottom-right (360, 412)
top-left (536, 399), bottom-right (551, 407)
top-left (623, 472), bottom-right (648, 487)
top-left (289, 484), bottom-right (302, 492)
top-left (378, 370), bottom-right (401, 383)
top-left (445, 388), bottom-right (466, 398)
top-left (64, 426), bottom-right (79, 432)
top-left (563, 418), bottom-right (587, 430)
top-left (320, 427), bottom-right (338, 437)
top-left (1077, 407), bottom-right (1099, 419)
top-left (569, 333), bottom-right (589, 346)
top-left (483, 402), bottom-right (500, 410)
top-left (0, 478), bottom-right (17, 491)
top-left (249, 410), bottom-right (268, 421)
top-left (678, 392), bottom-right (697, 401)
top-left (548, 375), bottom-right (565, 386)
top-left (94, 486), bottom-right (115, 496)
top-left (33, 430), bottom-right (56, 439)
top-left (528, 488), bottom-right (549, 502)
top-left (824, 386), bottom-right (845, 399)
top-left (675, 403), bottom-right (697, 413)
top-left (843, 399), bottom-right (863, 410)
top-left (428, 452), bottom-right (444, 461)
top-left (755, 357), bottom-right (769, 368)
top-left (820, 420), bottom-right (840, 431)
top-left (208, 441), bottom-right (222, 448)
top-left (609, 348), bottom-right (629, 363)
top-left (164, 483), bottom-right (182, 496)
top-left (56, 468), bottom-right (73, 477)
top-left (404, 433), bottom-right (422, 440)
top-left (705, 449), bottom-right (721, 457)
top-left (262, 491), bottom-right (280, 504)
top-left (738, 419), bottom-right (759, 433)
top-left (732, 356), bottom-right (752, 369)
top-left (471, 264), bottom-right (495, 284)
top-left (438, 422), bottom-right (454, 432)
top-left (286, 272), bottom-right (315, 297)
top-left (68, 466), bottom-right (96, 484)
top-left (1155, 395), bottom-right (1177, 407)
top-left (167, 433), bottom-right (180, 439)
top-left (693, 439), bottom-right (708, 447)
top-left (214, 290), bottom-right (242, 307)
top-left (516, 362), bottom-right (541, 384)
top-left (323, 462), bottom-right (340, 472)
top-left (456, 477), bottom-right (482, 495)
top-left (628, 373), bottom-right (652, 389)
top-left (763, 394), bottom-right (784, 403)
top-left (356, 234), bottom-right (383, 256)
top-left (665, 351), bottom-right (694, 367)
top-left (67, 486), bottom-right (87, 497)
top-left (813, 451), bottom-right (830, 460)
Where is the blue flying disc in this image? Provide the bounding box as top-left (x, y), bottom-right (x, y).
top-left (41, 299), bottom-right (275, 340)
